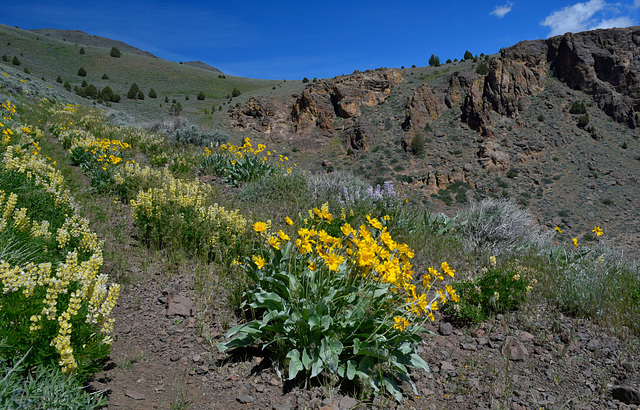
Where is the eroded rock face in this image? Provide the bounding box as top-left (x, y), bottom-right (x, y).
top-left (228, 96), bottom-right (293, 141)
top-left (229, 69), bottom-right (403, 151)
top-left (341, 121), bottom-right (376, 152)
top-left (547, 28), bottom-right (640, 128)
top-left (463, 26), bottom-right (640, 133)
top-left (402, 84), bottom-right (440, 131)
top-left (290, 68), bottom-right (403, 138)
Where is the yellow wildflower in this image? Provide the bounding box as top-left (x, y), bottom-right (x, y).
top-left (592, 225), bottom-right (603, 237)
top-left (253, 221), bottom-right (267, 233)
top-left (555, 226), bottom-right (563, 233)
top-left (393, 316), bottom-right (410, 331)
top-left (252, 255), bottom-right (267, 269)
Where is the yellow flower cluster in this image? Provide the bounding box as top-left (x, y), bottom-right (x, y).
top-left (0, 101), bottom-right (118, 374)
top-left (253, 205), bottom-right (459, 328)
top-left (1, 100), bottom-right (17, 145)
top-left (0, 190), bottom-right (51, 239)
top-left (0, 204), bottom-right (117, 374)
top-left (209, 137), bottom-right (296, 173)
top-left (130, 176), bottom-right (212, 219)
top-left (198, 204), bottom-right (247, 246)
top-left (113, 162), bottom-right (170, 189)
top-left (129, 168), bottom-right (247, 251)
top-left (3, 145), bottom-right (75, 208)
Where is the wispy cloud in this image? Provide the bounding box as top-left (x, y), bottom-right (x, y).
top-left (541, 0), bottom-right (636, 37)
top-left (490, 2), bottom-right (514, 18)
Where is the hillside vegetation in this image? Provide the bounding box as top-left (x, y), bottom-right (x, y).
top-left (0, 25), bottom-right (639, 409)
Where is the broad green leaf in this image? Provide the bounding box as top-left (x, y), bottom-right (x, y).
top-left (222, 321), bottom-right (261, 339)
top-left (301, 348), bottom-right (312, 370)
top-left (382, 376), bottom-right (402, 402)
top-left (286, 349), bottom-right (303, 380)
top-left (346, 360), bottom-right (357, 380)
top-left (410, 353), bottom-right (430, 372)
top-left (337, 363), bottom-right (345, 378)
top-left (319, 337), bottom-right (342, 373)
top-left (308, 314), bottom-right (320, 330)
top-left (320, 315), bottom-right (332, 331)
top-left (310, 348), bottom-right (323, 378)
top-left (216, 333), bottom-right (257, 351)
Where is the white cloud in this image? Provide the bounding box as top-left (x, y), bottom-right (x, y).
top-left (593, 16), bottom-right (636, 28)
top-left (490, 2), bottom-right (514, 18)
top-left (541, 0), bottom-right (636, 37)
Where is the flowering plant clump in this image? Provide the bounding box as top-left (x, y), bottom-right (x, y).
top-left (200, 137), bottom-right (295, 187)
top-left (0, 100), bottom-right (118, 377)
top-left (443, 257), bottom-right (534, 324)
top-left (129, 171), bottom-right (248, 258)
top-left (219, 204), bottom-right (459, 400)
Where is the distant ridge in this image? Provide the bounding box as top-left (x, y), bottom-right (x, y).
top-left (183, 61), bottom-right (223, 74)
top-left (29, 28), bottom-right (157, 58)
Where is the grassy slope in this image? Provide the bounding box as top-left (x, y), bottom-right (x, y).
top-left (0, 23), bottom-right (278, 123)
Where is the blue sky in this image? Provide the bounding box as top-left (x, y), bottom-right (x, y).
top-left (3, 1), bottom-right (640, 79)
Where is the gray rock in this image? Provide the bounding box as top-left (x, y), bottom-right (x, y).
top-left (586, 339), bottom-right (603, 351)
top-left (612, 386), bottom-right (640, 404)
top-left (440, 361), bottom-right (455, 372)
top-left (518, 331), bottom-right (534, 343)
top-left (439, 322), bottom-right (453, 336)
top-left (124, 390), bottom-right (145, 400)
top-left (273, 400), bottom-right (291, 410)
top-left (166, 294), bottom-right (195, 317)
top-left (236, 394), bottom-right (254, 404)
top-left (339, 396), bottom-right (358, 409)
top-left (502, 336), bottom-right (529, 361)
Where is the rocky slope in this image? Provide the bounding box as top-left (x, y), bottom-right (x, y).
top-left (225, 27), bottom-right (640, 258)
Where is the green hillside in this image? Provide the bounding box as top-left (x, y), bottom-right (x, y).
top-left (0, 23), bottom-right (278, 123)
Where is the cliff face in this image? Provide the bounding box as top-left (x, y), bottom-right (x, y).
top-left (228, 68), bottom-right (402, 151)
top-left (463, 26), bottom-right (640, 134)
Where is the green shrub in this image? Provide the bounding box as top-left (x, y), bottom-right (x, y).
top-left (238, 172), bottom-right (309, 204)
top-left (12, 56), bottom-right (20, 66)
top-left (101, 73), bottom-right (109, 79)
top-left (77, 67), bottom-right (86, 77)
top-left (464, 50), bottom-right (473, 60)
top-left (410, 133), bottom-right (425, 156)
top-left (302, 77), bottom-right (309, 83)
top-left (63, 81), bottom-right (71, 91)
top-left (577, 113), bottom-right (589, 128)
top-left (127, 83), bottom-right (140, 99)
top-left (537, 114), bottom-right (544, 122)
top-left (475, 62), bottom-right (489, 75)
top-left (170, 124), bottom-right (228, 146)
top-left (0, 359), bottom-right (106, 409)
top-left (197, 91), bottom-right (205, 100)
top-left (428, 54), bottom-right (440, 67)
top-left (23, 67), bottom-right (30, 74)
top-left (457, 198), bottom-right (551, 254)
top-left (110, 47), bottom-right (121, 58)
top-left (444, 261), bottom-right (533, 324)
top-left (200, 138), bottom-right (290, 187)
top-left (569, 101), bottom-right (587, 114)
top-left (148, 88), bottom-right (157, 98)
top-left (218, 207), bottom-right (457, 400)
top-left (231, 88), bottom-right (241, 97)
top-left (79, 47), bottom-right (85, 55)
top-left (1, 54), bottom-right (8, 62)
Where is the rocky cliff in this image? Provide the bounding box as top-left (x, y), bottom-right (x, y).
top-left (463, 26), bottom-right (640, 134)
